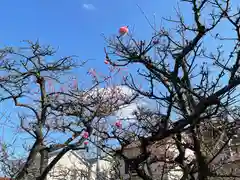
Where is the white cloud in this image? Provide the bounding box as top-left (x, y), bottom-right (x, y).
top-left (115, 103), bottom-right (137, 118)
top-left (82, 85), bottom-right (137, 106)
top-left (51, 85), bottom-right (138, 119)
top-left (82, 3), bottom-right (96, 10)
top-left (113, 92), bottom-right (158, 126)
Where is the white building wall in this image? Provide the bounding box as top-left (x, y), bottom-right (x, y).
top-left (47, 151), bottom-right (89, 180)
top-left (46, 151), bottom-right (112, 180)
top-left (90, 159), bottom-right (112, 179)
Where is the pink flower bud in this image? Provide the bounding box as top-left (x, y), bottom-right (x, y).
top-left (84, 141), bottom-right (88, 145)
top-left (119, 26), bottom-right (129, 35)
top-left (83, 131), bottom-right (89, 139)
top-left (115, 120), bottom-right (122, 128)
top-left (73, 79), bottom-right (78, 89)
top-left (153, 39), bottom-right (159, 44)
top-left (48, 81), bottom-right (54, 93)
top-left (89, 68), bottom-right (97, 77)
top-left (104, 59), bottom-right (109, 64)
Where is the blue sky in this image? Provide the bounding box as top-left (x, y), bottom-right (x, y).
top-left (0, 0), bottom-right (181, 149)
top-left (0, 0), bottom-right (238, 159)
top-left (0, 0), bottom-right (179, 57)
top-left (0, 0), bottom-right (185, 89)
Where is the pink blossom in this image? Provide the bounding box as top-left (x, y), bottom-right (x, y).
top-left (115, 120), bottom-right (122, 128)
top-left (84, 141), bottom-right (88, 145)
top-left (83, 131), bottom-right (89, 139)
top-left (48, 81), bottom-right (54, 93)
top-left (115, 51), bottom-right (121, 56)
top-left (72, 79), bottom-right (78, 89)
top-left (89, 68), bottom-right (97, 77)
top-left (48, 80), bottom-right (52, 86)
top-left (109, 66), bottom-right (115, 72)
top-left (153, 39), bottom-right (159, 45)
top-left (119, 26), bottom-right (129, 35)
top-left (104, 59), bottom-right (109, 64)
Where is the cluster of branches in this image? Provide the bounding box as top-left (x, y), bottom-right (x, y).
top-left (1, 0), bottom-right (240, 180)
top-left (91, 0), bottom-right (240, 180)
top-left (0, 40), bottom-right (138, 180)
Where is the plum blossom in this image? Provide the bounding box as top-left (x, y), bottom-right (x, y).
top-left (119, 26), bottom-right (129, 36)
top-left (88, 68), bottom-right (97, 77)
top-left (72, 79), bottom-right (78, 89)
top-left (115, 120), bottom-right (122, 128)
top-left (104, 59), bottom-right (109, 64)
top-left (47, 80), bottom-right (55, 93)
top-left (84, 141), bottom-right (88, 145)
top-left (153, 39), bottom-right (159, 45)
top-left (83, 131), bottom-right (89, 139)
